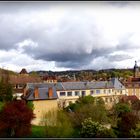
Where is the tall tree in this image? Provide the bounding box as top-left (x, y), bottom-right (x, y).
top-left (0, 70), bottom-right (13, 102)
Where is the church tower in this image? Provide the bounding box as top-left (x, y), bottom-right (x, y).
top-left (134, 61), bottom-right (139, 78)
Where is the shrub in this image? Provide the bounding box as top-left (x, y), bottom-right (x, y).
top-left (42, 110), bottom-right (74, 138)
top-left (0, 100), bottom-right (35, 137)
top-left (80, 118), bottom-right (116, 138)
top-left (117, 112), bottom-right (139, 138)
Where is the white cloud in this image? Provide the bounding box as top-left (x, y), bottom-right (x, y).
top-left (0, 2), bottom-right (140, 72)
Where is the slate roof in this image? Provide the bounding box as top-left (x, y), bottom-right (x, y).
top-left (58, 81), bottom-right (113, 91)
top-left (23, 86), bottom-right (58, 101)
top-left (110, 78), bottom-right (125, 90)
top-left (25, 78), bottom-right (125, 96)
top-left (57, 78), bottom-right (125, 91)
top-left (26, 82), bottom-right (63, 91)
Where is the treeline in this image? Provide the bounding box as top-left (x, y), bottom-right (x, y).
top-left (31, 68), bottom-right (133, 81)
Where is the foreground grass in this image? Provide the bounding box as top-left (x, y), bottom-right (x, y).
top-left (29, 125), bottom-right (46, 138)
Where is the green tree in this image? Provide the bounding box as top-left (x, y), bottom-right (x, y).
top-left (65, 95), bottom-right (95, 112)
top-left (0, 102), bottom-right (4, 111)
top-left (0, 79), bottom-right (13, 102)
top-left (78, 95), bottom-right (95, 105)
top-left (42, 110), bottom-right (74, 138)
top-left (113, 102), bottom-right (131, 118)
top-left (67, 96), bottom-right (109, 129)
top-left (80, 118), bottom-right (116, 138)
top-left (27, 101), bottom-right (34, 111)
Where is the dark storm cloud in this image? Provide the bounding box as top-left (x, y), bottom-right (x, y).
top-left (107, 54), bottom-right (133, 62)
top-left (108, 1), bottom-right (131, 7)
top-left (0, 2), bottom-right (52, 13)
top-left (0, 1), bottom-right (139, 71)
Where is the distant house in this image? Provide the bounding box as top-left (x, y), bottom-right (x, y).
top-left (9, 68), bottom-right (42, 100)
top-left (123, 61), bottom-right (140, 99)
top-left (42, 75), bottom-right (57, 83)
top-left (19, 68), bottom-right (28, 76)
top-left (22, 84), bottom-right (58, 125)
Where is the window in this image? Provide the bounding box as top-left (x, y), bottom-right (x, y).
top-left (96, 90), bottom-right (100, 94)
top-left (18, 84), bottom-right (23, 89)
top-left (60, 92), bottom-right (66, 96)
top-left (67, 92), bottom-right (72, 96)
top-left (75, 91), bottom-right (80, 96)
top-left (90, 90), bottom-right (94, 95)
top-left (104, 90), bottom-right (106, 94)
top-left (82, 91), bottom-right (86, 97)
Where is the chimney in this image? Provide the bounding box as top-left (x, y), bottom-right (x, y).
top-left (23, 88), bottom-right (27, 96)
top-left (34, 86), bottom-right (39, 99)
top-left (48, 87), bottom-right (53, 98)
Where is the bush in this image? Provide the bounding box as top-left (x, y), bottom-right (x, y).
top-left (0, 100), bottom-right (35, 137)
top-left (42, 110), bottom-right (74, 138)
top-left (80, 118), bottom-right (116, 138)
top-left (0, 102), bottom-right (4, 111)
top-left (29, 125), bottom-right (46, 138)
top-left (68, 103), bottom-right (109, 129)
top-left (117, 112), bottom-right (139, 138)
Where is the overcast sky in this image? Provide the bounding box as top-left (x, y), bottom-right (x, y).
top-left (0, 1), bottom-right (140, 72)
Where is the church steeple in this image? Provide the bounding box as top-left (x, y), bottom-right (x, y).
top-left (134, 61), bottom-right (139, 78)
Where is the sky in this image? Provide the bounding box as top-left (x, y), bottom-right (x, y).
top-left (0, 1), bottom-right (140, 72)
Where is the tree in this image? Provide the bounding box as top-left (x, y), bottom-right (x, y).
top-left (0, 102), bottom-right (4, 111)
top-left (42, 110), bottom-right (74, 138)
top-left (113, 102), bottom-right (131, 118)
top-left (0, 70), bottom-right (13, 102)
top-left (65, 95), bottom-right (95, 112)
top-left (117, 112), bottom-right (139, 138)
top-left (78, 95), bottom-right (95, 105)
top-left (67, 96), bottom-right (109, 129)
top-left (131, 100), bottom-right (140, 116)
top-left (80, 118), bottom-right (116, 138)
top-left (27, 101), bottom-right (34, 111)
top-left (0, 100), bottom-right (35, 137)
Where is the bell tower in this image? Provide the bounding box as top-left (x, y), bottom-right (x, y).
top-left (134, 61), bottom-right (139, 78)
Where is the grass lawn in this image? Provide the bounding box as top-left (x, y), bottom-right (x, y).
top-left (29, 125), bottom-right (46, 138)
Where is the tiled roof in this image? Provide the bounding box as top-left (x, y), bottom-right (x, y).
top-left (9, 75), bottom-right (42, 84)
top-left (23, 87), bottom-right (58, 101)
